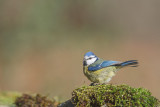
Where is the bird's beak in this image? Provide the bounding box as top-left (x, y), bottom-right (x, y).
top-left (83, 60), bottom-right (87, 66)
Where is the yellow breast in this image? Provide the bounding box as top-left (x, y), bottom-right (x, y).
top-left (83, 66), bottom-right (117, 84)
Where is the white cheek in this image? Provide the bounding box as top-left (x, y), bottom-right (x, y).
top-left (86, 58), bottom-right (97, 65)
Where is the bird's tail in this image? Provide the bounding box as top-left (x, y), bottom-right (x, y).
top-left (115, 60), bottom-right (138, 67)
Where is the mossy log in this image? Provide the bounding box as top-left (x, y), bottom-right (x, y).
top-left (60, 84), bottom-right (160, 107)
top-left (0, 84), bottom-right (160, 107)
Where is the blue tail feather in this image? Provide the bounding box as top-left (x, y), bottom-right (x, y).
top-left (113, 60), bottom-right (138, 67)
top-left (120, 60), bottom-right (138, 67)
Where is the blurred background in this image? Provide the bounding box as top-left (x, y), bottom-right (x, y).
top-left (0, 0), bottom-right (160, 100)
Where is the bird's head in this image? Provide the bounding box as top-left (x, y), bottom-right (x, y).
top-left (83, 52), bottom-right (98, 66)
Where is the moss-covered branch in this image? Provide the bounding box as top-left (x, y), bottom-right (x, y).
top-left (0, 84), bottom-right (160, 107)
top-left (70, 84), bottom-right (160, 107)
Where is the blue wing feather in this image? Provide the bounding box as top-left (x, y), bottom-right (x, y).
top-left (101, 61), bottom-right (120, 68)
top-left (88, 60), bottom-right (120, 71)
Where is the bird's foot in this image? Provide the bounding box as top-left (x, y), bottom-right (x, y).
top-left (89, 82), bottom-right (100, 86)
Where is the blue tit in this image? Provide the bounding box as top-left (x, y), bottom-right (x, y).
top-left (83, 52), bottom-right (138, 84)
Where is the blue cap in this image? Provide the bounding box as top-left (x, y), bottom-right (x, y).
top-left (84, 51), bottom-right (95, 57)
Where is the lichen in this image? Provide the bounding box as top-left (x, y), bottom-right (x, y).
top-left (71, 84), bottom-right (160, 107)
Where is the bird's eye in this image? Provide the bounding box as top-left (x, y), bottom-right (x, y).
top-left (88, 57), bottom-right (92, 60)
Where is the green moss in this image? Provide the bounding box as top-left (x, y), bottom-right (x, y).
top-left (0, 92), bottom-right (21, 106)
top-left (71, 84), bottom-right (160, 107)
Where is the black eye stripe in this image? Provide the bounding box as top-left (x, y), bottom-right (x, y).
top-left (87, 57), bottom-right (95, 60)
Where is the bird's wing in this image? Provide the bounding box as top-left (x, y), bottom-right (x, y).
top-left (101, 60), bottom-right (120, 67)
top-left (88, 60), bottom-right (120, 71)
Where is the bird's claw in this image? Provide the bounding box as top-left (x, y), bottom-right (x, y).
top-left (89, 82), bottom-right (100, 86)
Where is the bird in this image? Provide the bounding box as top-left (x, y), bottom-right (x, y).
top-left (83, 52), bottom-right (138, 85)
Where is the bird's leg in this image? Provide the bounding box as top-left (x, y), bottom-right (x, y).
top-left (89, 82), bottom-right (95, 86)
top-left (89, 82), bottom-right (100, 86)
